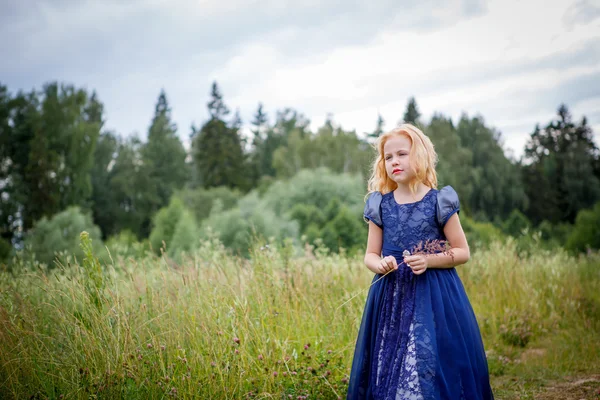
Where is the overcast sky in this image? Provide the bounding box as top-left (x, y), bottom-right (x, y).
top-left (2, 0), bottom-right (599, 159)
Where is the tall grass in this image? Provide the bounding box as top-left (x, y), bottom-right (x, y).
top-left (1, 234), bottom-right (598, 399)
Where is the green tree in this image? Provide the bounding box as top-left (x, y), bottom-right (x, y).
top-left (0, 82), bottom-right (103, 244)
top-left (193, 82), bottom-right (247, 189)
top-left (455, 114), bottom-right (528, 220)
top-left (522, 105), bottom-right (600, 224)
top-left (402, 97), bottom-right (421, 126)
top-left (142, 90), bottom-right (188, 210)
top-left (90, 131), bottom-right (118, 238)
top-left (368, 113), bottom-right (385, 139)
top-left (425, 114), bottom-right (474, 210)
top-left (109, 136), bottom-right (158, 238)
top-left (566, 201), bottom-right (600, 253)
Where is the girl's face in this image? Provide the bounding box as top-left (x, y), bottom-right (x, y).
top-left (383, 134), bottom-right (415, 185)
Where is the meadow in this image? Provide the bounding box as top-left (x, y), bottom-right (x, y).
top-left (1, 233), bottom-right (599, 399)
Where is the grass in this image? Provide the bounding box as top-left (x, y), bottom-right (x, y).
top-left (0, 234), bottom-right (599, 399)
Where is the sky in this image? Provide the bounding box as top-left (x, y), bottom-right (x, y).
top-left (2, 0), bottom-right (600, 159)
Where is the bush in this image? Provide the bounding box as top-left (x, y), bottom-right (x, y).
top-left (105, 230), bottom-right (150, 260)
top-left (0, 237), bottom-right (11, 263)
top-left (261, 168), bottom-right (365, 218)
top-left (502, 209), bottom-right (531, 237)
top-left (24, 206), bottom-right (103, 267)
top-left (177, 186), bottom-right (240, 224)
top-left (461, 215), bottom-right (505, 250)
top-left (200, 191), bottom-right (300, 256)
top-left (566, 202), bottom-right (600, 253)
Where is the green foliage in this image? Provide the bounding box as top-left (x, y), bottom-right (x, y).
top-left (142, 90), bottom-right (189, 212)
top-left (193, 118), bottom-right (247, 189)
top-left (23, 206), bottom-right (103, 267)
top-left (200, 191), bottom-right (299, 256)
top-left (193, 82), bottom-right (248, 190)
top-left (566, 201), bottom-right (600, 253)
top-left (262, 168), bottom-right (365, 217)
top-left (0, 237), bottom-right (11, 263)
top-left (537, 220), bottom-right (573, 248)
top-left (0, 83), bottom-right (103, 239)
top-left (461, 215), bottom-right (505, 250)
top-left (149, 196), bottom-right (187, 254)
top-left (367, 113), bottom-right (385, 139)
top-left (177, 186), bottom-right (240, 224)
top-left (90, 131), bottom-right (119, 238)
top-left (402, 96), bottom-right (421, 126)
top-left (104, 230), bottom-right (149, 260)
top-left (523, 105), bottom-right (600, 224)
top-left (320, 204), bottom-right (367, 253)
top-left (455, 115), bottom-right (528, 219)
top-left (272, 120), bottom-right (372, 180)
top-left (79, 231), bottom-right (108, 311)
top-left (426, 114), bottom-right (474, 208)
top-left (502, 209), bottom-right (531, 237)
top-left (168, 208), bottom-right (200, 259)
top-left (289, 203), bottom-right (326, 233)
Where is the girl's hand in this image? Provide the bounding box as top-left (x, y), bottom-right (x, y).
top-left (378, 255), bottom-right (398, 274)
top-left (404, 254), bottom-right (428, 275)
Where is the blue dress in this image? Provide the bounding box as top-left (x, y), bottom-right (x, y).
top-left (347, 186), bottom-right (493, 400)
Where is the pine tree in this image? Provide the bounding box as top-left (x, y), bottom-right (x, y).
top-left (523, 104), bottom-right (600, 224)
top-left (194, 82), bottom-right (246, 189)
top-left (368, 113), bottom-right (385, 139)
top-left (402, 97), bottom-right (421, 125)
top-left (142, 89), bottom-right (189, 212)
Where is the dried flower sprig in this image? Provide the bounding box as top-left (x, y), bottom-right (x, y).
top-left (336, 239), bottom-right (454, 311)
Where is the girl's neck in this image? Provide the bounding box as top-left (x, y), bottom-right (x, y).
top-left (394, 182), bottom-right (430, 200)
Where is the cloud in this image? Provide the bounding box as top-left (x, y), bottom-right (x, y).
top-left (563, 0), bottom-right (600, 30)
top-left (1, 0), bottom-right (598, 159)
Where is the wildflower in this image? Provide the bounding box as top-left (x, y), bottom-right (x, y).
top-left (161, 345), bottom-right (166, 351)
top-left (258, 354), bottom-right (263, 360)
top-left (235, 349), bottom-right (239, 354)
top-left (273, 371), bottom-right (278, 377)
top-left (233, 337), bottom-right (240, 344)
top-left (327, 350), bottom-right (332, 354)
top-left (147, 343), bottom-right (153, 349)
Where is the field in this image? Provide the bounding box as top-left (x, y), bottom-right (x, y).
top-left (1, 233), bottom-right (599, 399)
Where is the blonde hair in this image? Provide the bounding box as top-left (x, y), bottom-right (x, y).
top-left (366, 123), bottom-right (438, 196)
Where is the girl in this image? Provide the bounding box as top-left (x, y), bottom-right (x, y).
top-left (347, 124), bottom-right (494, 400)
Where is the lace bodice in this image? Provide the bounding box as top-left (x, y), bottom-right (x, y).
top-left (363, 186), bottom-right (459, 252)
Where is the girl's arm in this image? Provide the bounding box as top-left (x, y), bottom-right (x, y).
top-left (364, 222), bottom-right (398, 274)
top-left (404, 213), bottom-right (470, 273)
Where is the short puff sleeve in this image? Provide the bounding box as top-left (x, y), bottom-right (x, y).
top-left (363, 191), bottom-right (383, 229)
top-left (437, 186), bottom-right (460, 227)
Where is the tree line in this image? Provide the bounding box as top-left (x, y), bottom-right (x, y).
top-left (1, 81), bottom-right (599, 264)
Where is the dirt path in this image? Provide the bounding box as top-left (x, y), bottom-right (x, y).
top-left (534, 375), bottom-right (600, 400)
